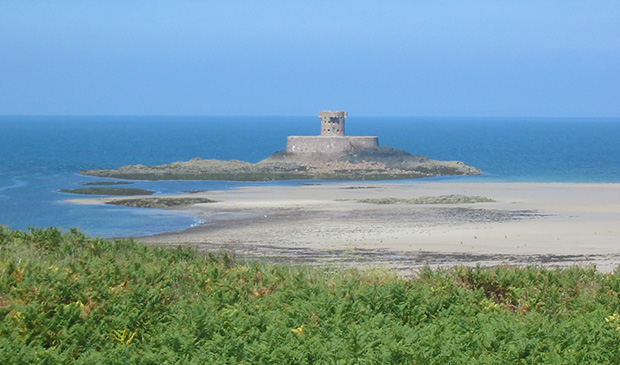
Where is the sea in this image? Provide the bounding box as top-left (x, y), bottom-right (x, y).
top-left (1, 115), bottom-right (619, 238)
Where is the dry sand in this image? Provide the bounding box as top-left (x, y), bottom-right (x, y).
top-left (70, 182), bottom-right (620, 274)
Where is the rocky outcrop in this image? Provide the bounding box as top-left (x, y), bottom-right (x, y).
top-left (59, 187), bottom-right (155, 195)
top-left (359, 194), bottom-right (495, 205)
top-left (82, 146), bottom-right (481, 181)
top-left (106, 197), bottom-right (216, 208)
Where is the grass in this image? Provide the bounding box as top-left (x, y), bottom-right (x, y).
top-left (2, 226), bottom-right (620, 363)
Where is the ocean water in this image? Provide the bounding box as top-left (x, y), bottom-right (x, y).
top-left (1, 115), bottom-right (619, 238)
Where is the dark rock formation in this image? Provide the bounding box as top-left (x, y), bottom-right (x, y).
top-left (107, 197), bottom-right (216, 208)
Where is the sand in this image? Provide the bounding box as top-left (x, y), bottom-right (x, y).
top-left (70, 182), bottom-right (620, 274)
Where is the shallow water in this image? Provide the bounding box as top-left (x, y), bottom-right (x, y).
top-left (1, 115), bottom-right (619, 237)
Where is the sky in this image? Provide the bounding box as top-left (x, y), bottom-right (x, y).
top-left (1, 1), bottom-right (619, 117)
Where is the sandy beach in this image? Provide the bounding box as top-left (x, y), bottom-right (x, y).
top-left (71, 182), bottom-right (620, 274)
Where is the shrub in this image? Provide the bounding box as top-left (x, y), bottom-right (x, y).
top-left (0, 226), bottom-right (620, 363)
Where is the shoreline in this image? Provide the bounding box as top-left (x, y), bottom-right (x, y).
top-left (68, 181), bottom-right (620, 273)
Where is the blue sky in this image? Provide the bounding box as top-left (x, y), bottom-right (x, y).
top-left (1, 1), bottom-right (619, 117)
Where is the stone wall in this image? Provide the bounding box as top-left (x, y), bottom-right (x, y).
top-left (286, 136), bottom-right (379, 154)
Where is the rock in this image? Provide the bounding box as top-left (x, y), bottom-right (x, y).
top-left (59, 187), bottom-right (155, 195)
top-left (359, 195), bottom-right (495, 205)
top-left (81, 146), bottom-right (482, 181)
top-left (106, 197), bottom-right (217, 208)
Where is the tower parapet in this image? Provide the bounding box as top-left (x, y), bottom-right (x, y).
top-left (319, 111), bottom-right (347, 136)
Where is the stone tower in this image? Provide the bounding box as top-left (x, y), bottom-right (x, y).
top-left (286, 111), bottom-right (378, 154)
top-left (319, 111), bottom-right (347, 136)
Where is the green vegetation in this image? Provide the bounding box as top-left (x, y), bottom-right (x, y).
top-left (82, 181), bottom-right (134, 186)
top-left (360, 194), bottom-right (495, 205)
top-left (59, 188), bottom-right (155, 196)
top-left (108, 197), bottom-right (217, 208)
top-left (2, 226), bottom-right (620, 363)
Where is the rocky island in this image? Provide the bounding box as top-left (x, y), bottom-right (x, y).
top-left (82, 111), bottom-right (481, 181)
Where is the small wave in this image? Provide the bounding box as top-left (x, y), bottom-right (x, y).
top-left (0, 176), bottom-right (28, 193)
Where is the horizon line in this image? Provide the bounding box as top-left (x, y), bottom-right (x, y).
top-left (1, 113), bottom-right (620, 120)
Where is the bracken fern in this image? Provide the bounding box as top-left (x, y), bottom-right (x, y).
top-left (1, 226), bottom-right (620, 363)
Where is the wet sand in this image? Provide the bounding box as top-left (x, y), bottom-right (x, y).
top-left (70, 182), bottom-right (620, 274)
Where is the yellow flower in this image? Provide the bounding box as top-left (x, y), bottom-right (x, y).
top-left (605, 313), bottom-right (620, 330)
top-left (291, 324), bottom-right (305, 334)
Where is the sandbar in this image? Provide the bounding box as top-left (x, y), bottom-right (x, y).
top-left (70, 181), bottom-right (620, 274)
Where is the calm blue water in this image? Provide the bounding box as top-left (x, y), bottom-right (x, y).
top-left (1, 115), bottom-right (619, 237)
